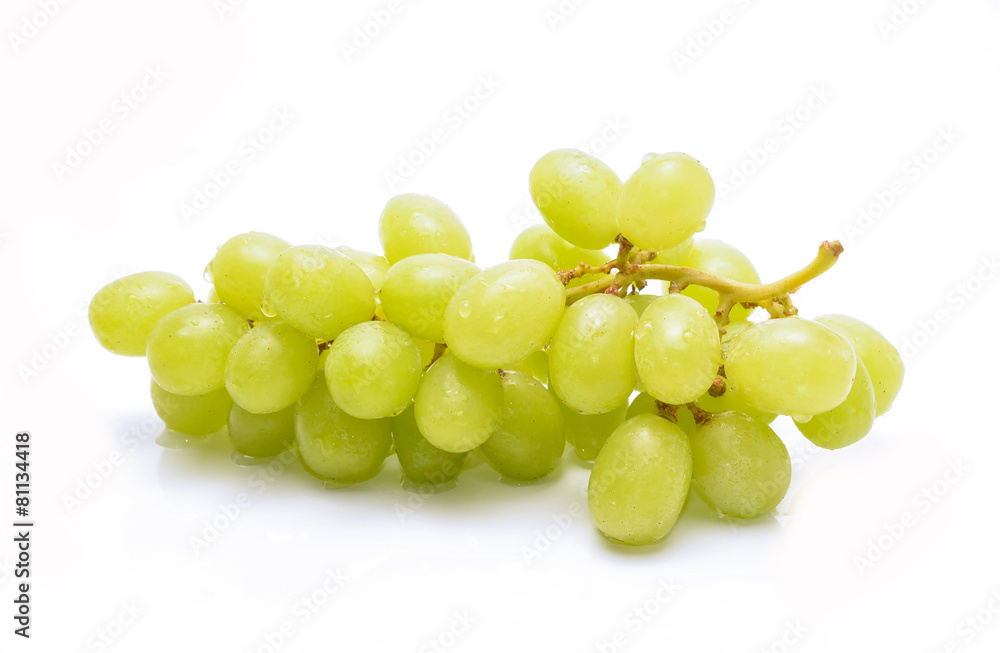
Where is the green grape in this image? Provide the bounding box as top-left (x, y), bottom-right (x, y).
top-left (264, 245), bottom-right (375, 340)
top-left (414, 338), bottom-right (436, 368)
top-left (726, 317), bottom-right (857, 419)
top-left (336, 247), bottom-right (391, 291)
top-left (380, 254), bottom-right (481, 343)
top-left (89, 272), bottom-right (194, 356)
top-left (481, 372), bottom-right (565, 481)
top-left (795, 360), bottom-right (876, 449)
top-left (626, 392), bottom-right (695, 433)
top-left (210, 232), bottom-right (290, 320)
top-left (324, 321), bottom-right (422, 419)
top-left (675, 239), bottom-right (760, 322)
top-left (413, 354), bottom-right (503, 453)
top-left (295, 377), bottom-right (392, 483)
top-left (616, 153), bottom-right (715, 251)
top-left (816, 314), bottom-right (904, 416)
top-left (224, 321), bottom-right (318, 414)
top-left (588, 415), bottom-right (692, 545)
top-left (228, 403), bottom-right (295, 458)
top-left (392, 403), bottom-right (467, 486)
top-left (505, 350), bottom-right (549, 385)
top-left (720, 320), bottom-right (752, 355)
top-left (147, 303), bottom-right (249, 396)
top-left (529, 149), bottom-right (623, 249)
top-left (549, 294), bottom-right (637, 414)
top-left (558, 397), bottom-right (626, 461)
top-left (694, 381), bottom-right (776, 425)
top-left (150, 379), bottom-right (231, 435)
top-left (379, 194), bottom-right (473, 263)
top-left (508, 224), bottom-right (608, 288)
top-left (624, 293), bottom-right (659, 319)
top-left (207, 286), bottom-right (220, 303)
top-left (657, 236), bottom-right (694, 266)
top-left (690, 412), bottom-right (791, 519)
top-left (443, 260), bottom-right (566, 369)
top-left (634, 294), bottom-right (721, 405)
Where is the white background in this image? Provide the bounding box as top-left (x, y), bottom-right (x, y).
top-left (2, 0), bottom-right (999, 651)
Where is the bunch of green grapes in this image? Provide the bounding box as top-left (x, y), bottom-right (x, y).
top-left (88, 147), bottom-right (904, 548)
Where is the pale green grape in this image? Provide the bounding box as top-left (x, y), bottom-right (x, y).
top-left (380, 254), bottom-right (481, 343)
top-left (224, 321), bottom-right (318, 414)
top-left (559, 397), bottom-right (626, 461)
top-left (379, 194), bottom-right (473, 263)
top-left (720, 320), bottom-right (752, 355)
top-left (505, 350), bottom-right (549, 385)
top-left (616, 153), bottom-right (715, 251)
top-left (634, 294), bottom-right (721, 405)
top-left (210, 232), bottom-right (290, 320)
top-left (588, 415), bottom-right (692, 545)
top-left (508, 224), bottom-right (608, 288)
top-left (529, 149), bottom-right (623, 249)
top-left (816, 314), bottom-right (904, 416)
top-left (481, 372), bottom-right (565, 480)
top-left (694, 381), bottom-right (776, 425)
top-left (295, 378), bottom-right (392, 483)
top-left (726, 317), bottom-right (856, 419)
top-left (443, 260), bottom-right (566, 369)
top-left (626, 392), bottom-right (695, 433)
top-left (264, 245), bottom-right (375, 340)
top-left (413, 354), bottom-right (503, 453)
top-left (89, 272), bottom-right (194, 356)
top-left (624, 293), bottom-right (659, 319)
top-left (147, 303), bottom-right (249, 396)
top-left (415, 338), bottom-right (436, 368)
top-left (324, 321), bottom-right (422, 419)
top-left (392, 403), bottom-right (467, 485)
top-left (336, 247), bottom-right (391, 291)
top-left (549, 294), bottom-right (637, 414)
top-left (207, 286), bottom-right (220, 303)
top-left (228, 403), bottom-right (295, 458)
top-left (675, 239), bottom-right (760, 322)
top-left (150, 379), bottom-right (231, 435)
top-left (690, 412), bottom-right (791, 519)
top-left (796, 360), bottom-right (876, 449)
top-left (657, 236), bottom-right (694, 266)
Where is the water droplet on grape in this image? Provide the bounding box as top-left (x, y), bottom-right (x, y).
top-left (458, 301), bottom-right (472, 318)
top-left (791, 414), bottom-right (812, 424)
top-left (695, 221), bottom-right (707, 233)
top-left (203, 262), bottom-right (214, 283)
top-left (260, 294), bottom-right (277, 318)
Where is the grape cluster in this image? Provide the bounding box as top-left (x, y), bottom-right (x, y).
top-left (89, 148), bottom-right (904, 547)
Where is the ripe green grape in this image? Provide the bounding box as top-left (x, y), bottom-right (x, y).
top-left (795, 360), bottom-right (876, 449)
top-left (481, 372), bottom-right (565, 481)
top-left (324, 321), bottom-right (422, 419)
top-left (657, 236), bottom-right (694, 266)
top-left (224, 321), bottom-right (318, 414)
top-left (694, 381), bottom-right (776, 425)
top-left (392, 403), bottom-right (467, 486)
top-left (443, 260), bottom-right (566, 369)
top-left (263, 245), bottom-right (375, 340)
top-left (529, 149), bottom-right (623, 249)
top-left (720, 320), bottom-right (752, 354)
top-left (414, 338), bottom-right (436, 369)
top-left (413, 354), bottom-right (503, 453)
top-left (549, 294), bottom-right (637, 414)
top-left (690, 412), bottom-right (791, 519)
top-left (624, 293), bottom-right (659, 319)
top-left (228, 403), bottom-right (295, 458)
top-left (504, 350), bottom-right (549, 385)
top-left (295, 378), bottom-right (392, 483)
top-left (380, 253), bottom-right (481, 343)
top-left (676, 239), bottom-right (760, 322)
top-left (588, 415), bottom-right (692, 545)
top-left (634, 294), bottom-right (721, 405)
top-left (616, 153), bottom-right (715, 251)
top-left (150, 380), bottom-right (231, 435)
top-left (147, 303), bottom-right (249, 396)
top-left (508, 224), bottom-right (608, 288)
top-left (379, 194), bottom-right (473, 263)
top-left (210, 232), bottom-right (290, 320)
top-left (89, 272), bottom-right (194, 356)
top-left (626, 392), bottom-right (695, 433)
top-left (559, 397), bottom-right (627, 461)
top-left (726, 317), bottom-right (856, 419)
top-left (336, 247), bottom-right (391, 291)
top-left (816, 314), bottom-right (904, 416)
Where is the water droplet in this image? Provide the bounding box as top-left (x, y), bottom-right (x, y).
top-left (682, 329), bottom-right (695, 342)
top-left (695, 221), bottom-right (707, 233)
top-left (791, 414), bottom-right (812, 424)
top-left (458, 301), bottom-right (472, 318)
top-left (156, 428), bottom-right (211, 450)
top-left (641, 152), bottom-right (659, 164)
top-left (203, 262), bottom-right (214, 283)
top-left (260, 294), bottom-right (277, 318)
top-left (231, 451), bottom-right (274, 466)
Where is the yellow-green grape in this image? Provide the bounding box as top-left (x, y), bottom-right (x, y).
top-left (616, 153), bottom-right (715, 251)
top-left (295, 377), bottom-right (392, 483)
top-left (624, 293), bottom-right (659, 319)
top-left (816, 314), bottom-right (904, 416)
top-left (443, 260), bottom-right (566, 369)
top-left (549, 294), bottom-right (637, 414)
top-left (89, 272), bottom-right (194, 356)
top-left (505, 350), bottom-right (549, 385)
top-left (720, 320), bottom-right (752, 355)
top-left (378, 194), bottom-right (473, 264)
top-left (224, 321), bottom-right (318, 414)
top-left (264, 245), bottom-right (375, 340)
top-left (481, 372), bottom-right (565, 480)
top-left (228, 403), bottom-right (295, 458)
top-left (206, 286), bottom-right (220, 303)
top-left (795, 360), bottom-right (877, 450)
top-left (634, 294), bottom-right (721, 405)
top-left (336, 247), bottom-right (391, 291)
top-left (626, 392), bottom-right (696, 433)
top-left (324, 322), bottom-right (422, 419)
top-left (147, 303), bottom-right (249, 396)
top-left (380, 254), bottom-right (481, 343)
top-left (210, 232), bottom-right (290, 320)
top-left (690, 412), bottom-right (791, 519)
top-left (588, 415), bottom-right (692, 545)
top-left (150, 380), bottom-right (231, 435)
top-left (657, 236), bottom-right (694, 266)
top-left (529, 149), bottom-right (623, 249)
top-left (695, 381), bottom-right (776, 425)
top-left (415, 338), bottom-right (436, 368)
top-left (508, 224), bottom-right (608, 288)
top-left (558, 397), bottom-right (626, 461)
top-left (392, 403), bottom-right (467, 485)
top-left (413, 354), bottom-right (503, 453)
top-left (676, 239), bottom-right (760, 322)
top-left (726, 317), bottom-right (857, 420)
